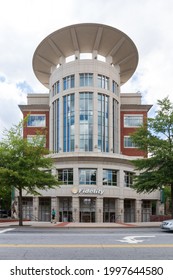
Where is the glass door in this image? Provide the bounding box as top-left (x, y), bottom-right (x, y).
top-left (80, 197), bottom-right (96, 223)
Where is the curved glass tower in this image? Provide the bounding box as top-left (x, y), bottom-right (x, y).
top-left (18, 23), bottom-right (161, 223)
top-left (33, 23), bottom-right (138, 157)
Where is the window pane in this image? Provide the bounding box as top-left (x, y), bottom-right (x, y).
top-left (79, 73), bottom-right (93, 87)
top-left (63, 75), bottom-right (75, 90)
top-left (97, 75), bottom-right (109, 89)
top-left (63, 94), bottom-right (75, 152)
top-left (52, 81), bottom-right (60, 96)
top-left (103, 169), bottom-right (117, 186)
top-left (27, 135), bottom-right (46, 147)
top-left (27, 115), bottom-right (46, 127)
top-left (124, 136), bottom-right (137, 148)
top-left (124, 115), bottom-right (143, 127)
top-left (124, 172), bottom-right (133, 187)
top-left (57, 169), bottom-right (73, 184)
top-left (98, 94), bottom-right (109, 152)
top-left (79, 169), bottom-right (96, 185)
top-left (79, 92), bottom-right (93, 151)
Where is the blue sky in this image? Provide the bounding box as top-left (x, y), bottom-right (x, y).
top-left (0, 0), bottom-right (173, 135)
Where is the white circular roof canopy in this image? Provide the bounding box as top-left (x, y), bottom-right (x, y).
top-left (33, 23), bottom-right (138, 88)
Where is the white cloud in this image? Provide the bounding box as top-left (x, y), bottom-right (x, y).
top-left (1, 0), bottom-right (173, 134)
top-left (0, 76), bottom-right (26, 136)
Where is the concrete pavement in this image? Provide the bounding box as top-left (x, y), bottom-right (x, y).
top-left (0, 220), bottom-right (161, 228)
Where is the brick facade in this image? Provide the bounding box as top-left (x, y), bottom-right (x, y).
top-left (120, 110), bottom-right (148, 156)
top-left (23, 110), bottom-right (49, 150)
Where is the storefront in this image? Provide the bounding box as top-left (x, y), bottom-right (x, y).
top-left (80, 197), bottom-right (96, 223)
top-left (103, 198), bottom-right (116, 222)
top-left (38, 197), bottom-right (51, 221)
top-left (20, 195), bottom-right (161, 223)
top-left (59, 197), bottom-right (72, 222)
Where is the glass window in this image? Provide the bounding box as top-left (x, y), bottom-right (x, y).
top-left (79, 169), bottom-right (96, 185)
top-left (112, 80), bottom-right (118, 95)
top-left (97, 75), bottom-right (109, 90)
top-left (53, 99), bottom-right (60, 153)
top-left (63, 94), bottom-right (75, 152)
top-left (63, 75), bottom-right (75, 90)
top-left (66, 55), bottom-right (75, 63)
top-left (27, 135), bottom-right (46, 147)
top-left (52, 81), bottom-right (60, 96)
top-left (38, 197), bottom-right (51, 221)
top-left (57, 169), bottom-right (73, 185)
top-left (97, 55), bottom-right (106, 62)
top-left (103, 169), bottom-right (117, 186)
top-left (80, 53), bottom-right (92, 60)
top-left (79, 73), bottom-right (93, 87)
top-left (27, 115), bottom-right (46, 127)
top-left (124, 136), bottom-right (137, 148)
top-left (112, 98), bottom-right (119, 153)
top-left (124, 171), bottom-right (133, 188)
top-left (79, 92), bottom-right (93, 151)
top-left (22, 197), bottom-right (33, 219)
top-left (98, 93), bottom-right (109, 152)
top-left (124, 115), bottom-right (143, 127)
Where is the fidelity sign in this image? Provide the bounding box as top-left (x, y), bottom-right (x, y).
top-left (71, 187), bottom-right (104, 195)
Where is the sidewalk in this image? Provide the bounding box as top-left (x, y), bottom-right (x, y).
top-left (0, 220), bottom-right (161, 228)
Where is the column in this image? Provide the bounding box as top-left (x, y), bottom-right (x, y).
top-left (49, 99), bottom-right (53, 151)
top-left (115, 198), bottom-right (124, 222)
top-left (33, 197), bottom-right (39, 221)
top-left (96, 197), bottom-right (103, 223)
top-left (72, 197), bottom-right (79, 222)
top-left (56, 198), bottom-right (60, 222)
top-left (156, 200), bottom-right (164, 215)
top-left (135, 200), bottom-right (142, 222)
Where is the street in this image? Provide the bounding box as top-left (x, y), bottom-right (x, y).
top-left (0, 227), bottom-right (173, 260)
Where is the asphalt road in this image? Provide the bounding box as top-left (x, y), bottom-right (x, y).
top-left (0, 227), bottom-right (173, 260)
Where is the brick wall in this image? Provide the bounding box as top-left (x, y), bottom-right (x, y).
top-left (120, 111), bottom-right (147, 157)
top-left (23, 111), bottom-right (49, 149)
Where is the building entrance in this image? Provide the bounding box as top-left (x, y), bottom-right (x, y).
top-left (39, 197), bottom-right (51, 221)
top-left (22, 197), bottom-right (33, 220)
top-left (59, 197), bottom-right (72, 222)
top-left (124, 199), bottom-right (135, 222)
top-left (80, 211), bottom-right (95, 222)
top-left (103, 198), bottom-right (116, 222)
top-left (80, 197), bottom-right (96, 223)
top-left (141, 200), bottom-right (152, 222)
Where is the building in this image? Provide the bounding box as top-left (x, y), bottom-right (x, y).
top-left (18, 23), bottom-right (162, 223)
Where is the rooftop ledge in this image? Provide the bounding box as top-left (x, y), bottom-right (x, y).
top-left (50, 151), bottom-right (142, 165)
top-left (33, 23), bottom-right (138, 88)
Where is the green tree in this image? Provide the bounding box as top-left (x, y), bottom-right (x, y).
top-left (0, 120), bottom-right (60, 226)
top-left (0, 186), bottom-right (11, 211)
top-left (162, 186), bottom-right (172, 215)
top-left (131, 97), bottom-right (173, 218)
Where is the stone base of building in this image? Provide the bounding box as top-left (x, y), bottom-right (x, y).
top-left (14, 196), bottom-right (164, 224)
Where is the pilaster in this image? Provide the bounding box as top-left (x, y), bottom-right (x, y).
top-left (72, 197), bottom-right (79, 222)
top-left (115, 198), bottom-right (124, 222)
top-left (96, 197), bottom-right (103, 222)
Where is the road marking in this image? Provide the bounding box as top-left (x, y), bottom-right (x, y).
top-left (0, 228), bottom-right (15, 234)
top-left (0, 244), bottom-right (173, 248)
top-left (117, 235), bottom-right (155, 244)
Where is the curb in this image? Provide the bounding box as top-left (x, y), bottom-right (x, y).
top-left (1, 221), bottom-right (161, 229)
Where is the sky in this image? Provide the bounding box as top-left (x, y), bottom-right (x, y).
top-left (0, 0), bottom-right (173, 135)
